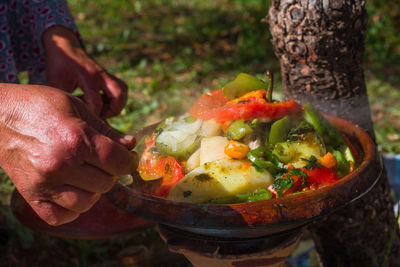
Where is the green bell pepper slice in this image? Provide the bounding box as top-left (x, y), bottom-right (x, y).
top-left (222, 73), bottom-right (269, 98)
top-left (303, 103), bottom-right (355, 164)
top-left (269, 115), bottom-right (292, 145)
top-left (227, 120), bottom-right (253, 140)
top-left (247, 146), bottom-right (283, 174)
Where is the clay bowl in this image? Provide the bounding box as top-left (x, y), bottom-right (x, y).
top-left (106, 114), bottom-right (382, 238)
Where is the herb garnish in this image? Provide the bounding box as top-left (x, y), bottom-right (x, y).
top-left (288, 169), bottom-right (309, 187)
top-left (272, 177), bottom-right (294, 198)
top-left (302, 155), bottom-right (322, 170)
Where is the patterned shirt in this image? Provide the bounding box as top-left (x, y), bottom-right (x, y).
top-left (0, 0), bottom-right (80, 84)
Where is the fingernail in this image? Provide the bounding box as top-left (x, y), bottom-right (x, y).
top-left (123, 135), bottom-right (135, 142)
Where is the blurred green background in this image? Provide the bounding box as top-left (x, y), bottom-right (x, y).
top-left (1, 0), bottom-right (399, 266)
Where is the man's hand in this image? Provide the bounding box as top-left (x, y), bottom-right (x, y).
top-left (43, 26), bottom-right (128, 119)
top-left (0, 84), bottom-right (137, 225)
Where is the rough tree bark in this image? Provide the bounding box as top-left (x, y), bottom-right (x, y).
top-left (267, 0), bottom-right (400, 266)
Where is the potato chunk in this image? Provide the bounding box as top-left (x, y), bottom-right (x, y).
top-left (200, 136), bottom-right (229, 165)
top-left (168, 159), bottom-right (274, 203)
top-left (185, 148), bottom-right (200, 173)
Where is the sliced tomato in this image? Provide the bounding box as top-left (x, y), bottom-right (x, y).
top-left (214, 98), bottom-right (301, 123)
top-left (190, 89), bottom-right (230, 120)
top-left (138, 135), bottom-right (184, 197)
top-left (137, 152), bottom-right (184, 197)
top-left (152, 156), bottom-right (185, 197)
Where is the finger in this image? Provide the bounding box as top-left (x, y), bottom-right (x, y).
top-left (65, 163), bottom-right (117, 194)
top-left (83, 126), bottom-right (138, 176)
top-left (29, 199), bottom-right (80, 226)
top-left (80, 78), bottom-right (103, 116)
top-left (74, 102), bottom-right (136, 150)
top-left (47, 76), bottom-right (77, 93)
top-left (100, 75), bottom-right (128, 118)
top-left (48, 185), bottom-right (101, 213)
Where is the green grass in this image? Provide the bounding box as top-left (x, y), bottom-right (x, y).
top-left (1, 0), bottom-right (399, 265)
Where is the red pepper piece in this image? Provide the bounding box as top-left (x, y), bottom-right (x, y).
top-left (214, 97), bottom-right (301, 123)
top-left (303, 166), bottom-right (340, 188)
top-left (190, 89), bottom-right (230, 120)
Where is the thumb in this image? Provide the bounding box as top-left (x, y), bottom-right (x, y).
top-left (73, 96), bottom-right (136, 150)
top-left (92, 120), bottom-right (136, 151)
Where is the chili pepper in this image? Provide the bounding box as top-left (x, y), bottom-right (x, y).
top-left (190, 89), bottom-right (230, 120)
top-left (331, 150), bottom-right (350, 177)
top-left (265, 70), bottom-right (273, 103)
top-left (214, 97), bottom-right (301, 123)
top-left (303, 166), bottom-right (340, 187)
top-left (227, 89), bottom-right (266, 105)
top-left (269, 115), bottom-right (292, 145)
top-left (247, 188), bottom-right (273, 202)
top-left (222, 73), bottom-right (269, 98)
top-left (272, 142), bottom-right (295, 163)
top-left (303, 103), bottom-right (355, 165)
top-left (226, 119), bottom-right (253, 140)
top-left (247, 146), bottom-right (283, 175)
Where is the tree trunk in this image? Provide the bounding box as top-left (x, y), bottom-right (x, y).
top-left (267, 0), bottom-right (400, 266)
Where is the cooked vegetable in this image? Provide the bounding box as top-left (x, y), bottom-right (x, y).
top-left (199, 119), bottom-right (221, 137)
top-left (137, 72), bottom-right (358, 204)
top-left (214, 96), bottom-right (301, 123)
top-left (303, 103), bottom-right (343, 147)
top-left (303, 103), bottom-right (355, 165)
top-left (275, 132), bottom-right (326, 168)
top-left (273, 142), bottom-right (296, 163)
top-left (331, 150), bottom-right (351, 177)
top-left (264, 70), bottom-right (273, 102)
top-left (137, 152), bottom-right (184, 197)
top-left (190, 89), bottom-right (229, 120)
top-left (269, 115), bottom-right (292, 145)
top-left (271, 164), bottom-right (340, 198)
top-left (185, 148), bottom-right (200, 173)
top-left (155, 114), bottom-right (202, 161)
top-left (200, 136), bottom-right (229, 165)
top-left (222, 73), bottom-right (269, 98)
top-left (319, 152), bottom-right (338, 169)
top-left (247, 146), bottom-right (283, 175)
top-left (226, 120), bottom-right (253, 140)
top-left (224, 140), bottom-right (250, 159)
top-left (168, 159), bottom-right (274, 203)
